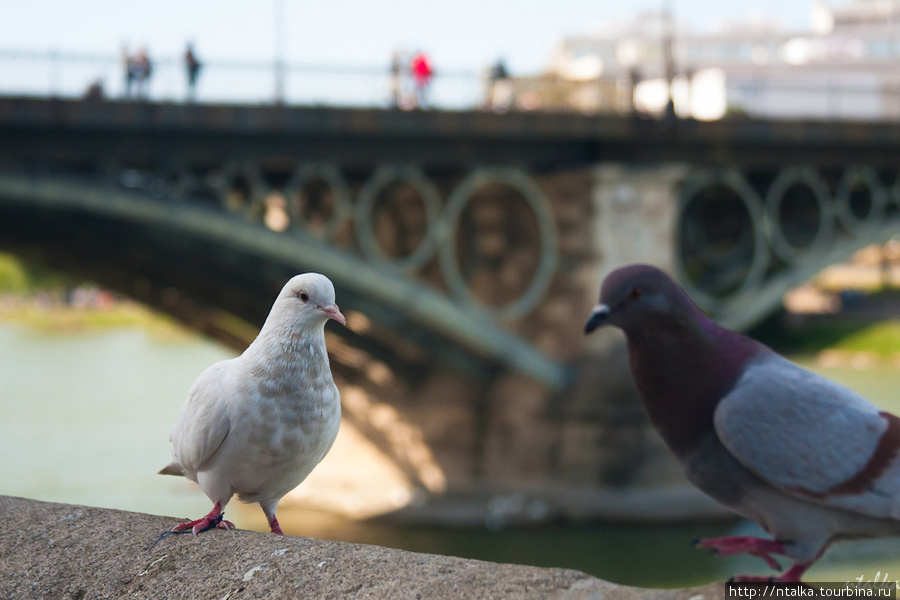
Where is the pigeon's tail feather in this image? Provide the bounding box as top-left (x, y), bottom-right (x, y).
top-left (158, 462), bottom-right (185, 476)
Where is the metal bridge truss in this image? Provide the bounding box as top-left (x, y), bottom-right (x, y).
top-left (0, 163), bottom-right (570, 390)
top-left (677, 165), bottom-right (900, 331)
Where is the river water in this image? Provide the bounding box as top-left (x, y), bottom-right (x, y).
top-left (1, 324), bottom-right (899, 588)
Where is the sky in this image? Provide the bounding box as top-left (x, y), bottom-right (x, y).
top-left (0, 0), bottom-right (821, 71)
top-left (0, 0), bottom-right (822, 104)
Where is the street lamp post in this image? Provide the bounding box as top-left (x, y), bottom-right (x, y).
top-left (274, 0), bottom-right (285, 104)
top-left (662, 0), bottom-right (676, 120)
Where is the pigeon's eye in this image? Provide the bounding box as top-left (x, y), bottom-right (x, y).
top-left (629, 286), bottom-right (642, 300)
top-left (298, 291), bottom-right (310, 303)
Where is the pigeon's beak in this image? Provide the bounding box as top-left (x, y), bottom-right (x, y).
top-left (319, 304), bottom-right (347, 326)
top-left (584, 303), bottom-right (611, 334)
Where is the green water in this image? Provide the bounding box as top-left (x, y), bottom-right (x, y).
top-left (1, 325), bottom-right (899, 588)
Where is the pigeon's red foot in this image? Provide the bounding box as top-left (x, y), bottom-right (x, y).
top-left (694, 536), bottom-right (786, 570)
top-left (171, 515), bottom-right (235, 535)
top-left (704, 540), bottom-right (820, 583)
top-left (268, 516), bottom-right (284, 535)
top-left (172, 502), bottom-right (235, 535)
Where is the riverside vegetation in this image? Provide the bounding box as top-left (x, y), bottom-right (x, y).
top-left (0, 252), bottom-right (188, 338)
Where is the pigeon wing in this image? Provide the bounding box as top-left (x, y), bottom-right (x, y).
top-left (168, 360), bottom-right (232, 476)
top-left (714, 354), bottom-right (900, 519)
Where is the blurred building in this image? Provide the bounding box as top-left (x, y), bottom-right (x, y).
top-left (535, 0), bottom-right (900, 120)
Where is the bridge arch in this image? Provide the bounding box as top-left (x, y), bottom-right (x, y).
top-left (0, 171), bottom-right (568, 390)
top-left (0, 161), bottom-right (575, 503)
top-left (5, 97), bottom-right (900, 518)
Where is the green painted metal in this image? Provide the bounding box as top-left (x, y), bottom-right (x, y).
top-left (0, 173), bottom-right (570, 391)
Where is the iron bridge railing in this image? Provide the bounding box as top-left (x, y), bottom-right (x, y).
top-left (4, 47), bottom-right (900, 120)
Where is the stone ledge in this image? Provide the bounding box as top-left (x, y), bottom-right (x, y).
top-left (0, 495), bottom-right (726, 600)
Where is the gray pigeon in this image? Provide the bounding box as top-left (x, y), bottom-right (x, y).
top-left (160, 273), bottom-right (346, 535)
top-left (585, 264), bottom-right (900, 582)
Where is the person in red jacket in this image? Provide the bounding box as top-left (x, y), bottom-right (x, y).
top-left (410, 52), bottom-right (433, 109)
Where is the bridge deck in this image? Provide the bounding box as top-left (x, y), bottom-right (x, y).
top-left (3, 96), bottom-right (900, 168)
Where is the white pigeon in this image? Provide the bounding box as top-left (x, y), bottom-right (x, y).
top-left (159, 273), bottom-right (346, 535)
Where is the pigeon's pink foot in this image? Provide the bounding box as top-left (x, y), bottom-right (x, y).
top-left (268, 516), bottom-right (284, 535)
top-left (171, 516), bottom-right (233, 535)
top-left (172, 502), bottom-right (235, 535)
top-left (694, 536), bottom-right (786, 570)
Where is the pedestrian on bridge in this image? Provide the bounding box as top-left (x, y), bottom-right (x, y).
top-left (484, 58), bottom-right (512, 112)
top-left (184, 43), bottom-right (202, 102)
top-left (132, 47), bottom-right (153, 100)
top-left (411, 51), bottom-right (433, 109)
top-left (121, 45), bottom-right (135, 98)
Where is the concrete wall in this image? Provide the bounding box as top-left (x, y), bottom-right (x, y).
top-left (0, 496), bottom-right (726, 600)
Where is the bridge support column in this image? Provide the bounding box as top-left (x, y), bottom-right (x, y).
top-left (556, 163), bottom-right (692, 491)
top-left (589, 163), bottom-right (688, 290)
top-left (476, 163), bottom-right (695, 498)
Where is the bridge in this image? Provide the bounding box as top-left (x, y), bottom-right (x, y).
top-left (2, 95), bottom-right (899, 520)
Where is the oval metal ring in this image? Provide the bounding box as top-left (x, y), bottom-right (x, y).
top-left (835, 166), bottom-right (887, 237)
top-left (438, 168), bottom-right (558, 321)
top-left (285, 163), bottom-right (351, 240)
top-left (217, 161), bottom-right (266, 221)
top-left (764, 167), bottom-right (834, 265)
top-left (355, 165), bottom-right (442, 272)
top-left (674, 169), bottom-right (769, 313)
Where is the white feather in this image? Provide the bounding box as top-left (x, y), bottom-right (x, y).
top-left (163, 273), bottom-right (343, 522)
